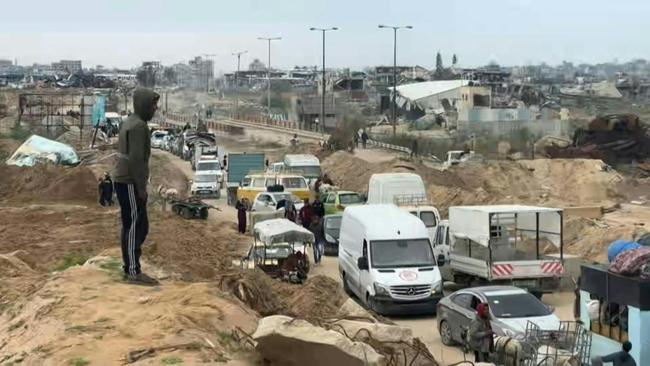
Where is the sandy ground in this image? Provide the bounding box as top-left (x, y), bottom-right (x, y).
top-left (310, 255), bottom-right (576, 365)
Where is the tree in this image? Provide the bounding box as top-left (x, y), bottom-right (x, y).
top-left (452, 54), bottom-right (458, 67)
top-left (436, 51), bottom-right (444, 74)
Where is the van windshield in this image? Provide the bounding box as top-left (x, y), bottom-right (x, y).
top-left (370, 239), bottom-right (434, 268)
top-left (289, 166), bottom-right (321, 178)
top-left (197, 162), bottom-right (220, 171)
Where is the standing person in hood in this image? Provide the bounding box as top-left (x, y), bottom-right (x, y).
top-left (113, 88), bottom-right (160, 286)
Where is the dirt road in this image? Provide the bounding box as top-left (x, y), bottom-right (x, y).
top-left (310, 254), bottom-right (576, 364)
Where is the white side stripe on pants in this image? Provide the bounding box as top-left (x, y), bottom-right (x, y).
top-left (127, 184), bottom-right (138, 276)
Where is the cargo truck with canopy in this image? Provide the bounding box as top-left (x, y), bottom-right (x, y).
top-left (446, 205), bottom-right (564, 297)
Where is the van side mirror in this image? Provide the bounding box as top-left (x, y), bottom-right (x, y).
top-left (437, 255), bottom-right (446, 267)
top-left (357, 257), bottom-right (369, 271)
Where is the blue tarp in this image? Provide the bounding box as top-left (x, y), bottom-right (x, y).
top-left (608, 240), bottom-right (641, 263)
top-left (5, 135), bottom-right (79, 167)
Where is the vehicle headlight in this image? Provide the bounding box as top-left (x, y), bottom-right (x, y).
top-left (325, 233), bottom-right (336, 243)
top-left (373, 283), bottom-right (390, 297)
top-left (431, 281), bottom-right (443, 294)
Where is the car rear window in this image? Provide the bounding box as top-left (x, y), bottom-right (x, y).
top-left (281, 177), bottom-right (307, 189)
top-left (339, 193), bottom-right (362, 205)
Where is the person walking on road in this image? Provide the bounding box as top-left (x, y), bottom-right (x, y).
top-left (468, 302), bottom-right (494, 363)
top-left (114, 88), bottom-right (160, 286)
top-left (299, 199), bottom-right (313, 229)
top-left (98, 172), bottom-right (114, 207)
top-left (410, 139), bottom-right (419, 159)
top-left (361, 129), bottom-right (368, 149)
top-left (235, 199), bottom-right (247, 234)
top-left (312, 196), bottom-right (325, 218)
top-left (309, 216), bottom-right (324, 265)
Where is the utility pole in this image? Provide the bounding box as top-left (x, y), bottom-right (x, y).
top-left (257, 37), bottom-right (281, 117)
top-left (310, 27), bottom-right (338, 134)
top-left (232, 50), bottom-right (248, 118)
top-left (378, 24), bottom-right (412, 137)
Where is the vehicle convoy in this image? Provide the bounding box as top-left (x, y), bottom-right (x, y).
top-left (437, 286), bottom-right (561, 346)
top-left (366, 173), bottom-right (444, 260)
top-left (225, 153), bottom-right (266, 206)
top-left (191, 144), bottom-right (219, 171)
top-left (252, 191), bottom-right (304, 212)
top-left (338, 204), bottom-right (444, 315)
top-left (241, 218), bottom-right (312, 284)
top-left (190, 171), bottom-right (221, 198)
top-left (445, 205), bottom-right (565, 296)
top-left (320, 190), bottom-right (364, 215)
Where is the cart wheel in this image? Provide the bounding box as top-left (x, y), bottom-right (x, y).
top-left (200, 207), bottom-right (209, 219)
top-left (181, 207), bottom-right (192, 219)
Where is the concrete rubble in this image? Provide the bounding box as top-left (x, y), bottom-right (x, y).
top-left (252, 315), bottom-right (385, 366)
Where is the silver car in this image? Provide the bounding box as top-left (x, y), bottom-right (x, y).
top-left (437, 286), bottom-right (560, 346)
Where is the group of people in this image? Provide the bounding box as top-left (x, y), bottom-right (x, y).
top-left (352, 129), bottom-right (369, 150)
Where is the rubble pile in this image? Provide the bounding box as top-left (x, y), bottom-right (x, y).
top-left (252, 314), bottom-right (439, 366)
top-left (543, 114), bottom-right (650, 165)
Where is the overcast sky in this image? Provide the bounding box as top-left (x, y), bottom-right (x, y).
top-left (1, 0), bottom-right (649, 72)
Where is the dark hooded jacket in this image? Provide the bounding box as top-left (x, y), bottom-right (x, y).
top-left (113, 89), bottom-right (159, 193)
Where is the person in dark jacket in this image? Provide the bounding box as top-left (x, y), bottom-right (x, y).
top-left (113, 88), bottom-right (160, 286)
top-left (309, 216), bottom-right (324, 265)
top-left (235, 199), bottom-right (247, 234)
top-left (468, 302), bottom-right (494, 362)
top-left (98, 172), bottom-right (114, 206)
top-left (598, 341), bottom-right (636, 366)
top-left (361, 130), bottom-right (368, 149)
top-left (410, 139), bottom-right (419, 158)
top-left (284, 202), bottom-right (297, 222)
top-left (312, 196), bottom-right (325, 218)
top-left (299, 199), bottom-right (313, 229)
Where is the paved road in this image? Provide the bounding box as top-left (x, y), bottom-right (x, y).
top-left (311, 254), bottom-right (575, 365)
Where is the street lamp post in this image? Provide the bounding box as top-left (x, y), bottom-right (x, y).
top-left (232, 50), bottom-right (248, 118)
top-left (310, 26), bottom-right (338, 134)
top-left (257, 37), bottom-right (281, 117)
top-left (378, 24), bottom-right (412, 137)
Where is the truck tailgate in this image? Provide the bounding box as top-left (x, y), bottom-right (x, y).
top-left (491, 260), bottom-right (563, 280)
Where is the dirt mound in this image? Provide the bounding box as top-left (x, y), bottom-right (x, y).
top-left (0, 164), bottom-right (98, 204)
top-left (144, 211), bottom-right (245, 281)
top-left (564, 205), bottom-right (650, 262)
top-left (0, 262), bottom-right (259, 365)
top-left (220, 270), bottom-right (347, 319)
top-left (321, 152), bottom-right (624, 215)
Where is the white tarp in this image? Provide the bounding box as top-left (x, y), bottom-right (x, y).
top-left (449, 205), bottom-right (562, 247)
top-left (391, 80), bottom-right (469, 111)
top-left (254, 218), bottom-right (314, 244)
top-left (6, 135), bottom-right (79, 167)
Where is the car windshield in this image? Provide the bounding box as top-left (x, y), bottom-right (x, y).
top-left (197, 162), bottom-right (220, 171)
top-left (195, 175), bottom-right (217, 183)
top-left (289, 166), bottom-right (321, 178)
top-left (274, 193), bottom-right (301, 203)
top-left (325, 217), bottom-right (342, 239)
top-left (339, 193), bottom-right (362, 205)
top-left (281, 177), bottom-right (307, 189)
top-left (420, 211), bottom-right (437, 228)
top-left (486, 292), bottom-right (551, 318)
top-left (253, 245), bottom-right (291, 259)
top-left (370, 239), bottom-right (434, 268)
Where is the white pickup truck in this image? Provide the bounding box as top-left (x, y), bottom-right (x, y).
top-left (444, 205), bottom-right (565, 297)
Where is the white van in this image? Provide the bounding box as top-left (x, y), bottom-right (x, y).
top-left (283, 154), bottom-right (321, 181)
top-left (338, 204), bottom-right (444, 315)
top-left (366, 173), bottom-right (426, 204)
top-left (367, 173), bottom-right (444, 260)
